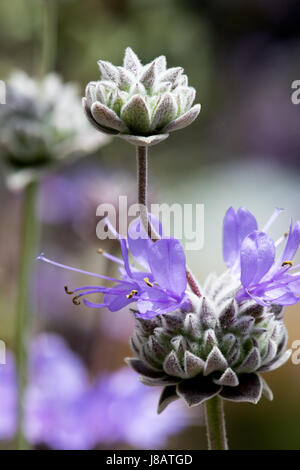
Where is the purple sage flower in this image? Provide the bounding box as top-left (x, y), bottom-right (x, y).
top-left (223, 207), bottom-right (300, 306)
top-left (37, 215), bottom-right (191, 319)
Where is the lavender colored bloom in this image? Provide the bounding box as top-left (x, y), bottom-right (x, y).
top-left (126, 206), bottom-right (300, 410)
top-left (38, 163), bottom-right (137, 229)
top-left (38, 215), bottom-right (191, 319)
top-left (0, 352), bottom-right (17, 440)
top-left (223, 207), bottom-right (300, 306)
top-left (0, 334), bottom-right (188, 449)
top-left (25, 334), bottom-right (90, 450)
top-left (79, 367), bottom-right (189, 449)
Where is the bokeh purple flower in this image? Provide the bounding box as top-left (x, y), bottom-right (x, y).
top-left (0, 333), bottom-right (188, 449)
top-left (0, 352), bottom-right (17, 440)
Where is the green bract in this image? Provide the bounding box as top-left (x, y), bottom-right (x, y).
top-left (84, 47), bottom-right (201, 147)
top-left (126, 272), bottom-right (291, 412)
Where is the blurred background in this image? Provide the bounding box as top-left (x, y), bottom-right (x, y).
top-left (0, 0), bottom-right (300, 450)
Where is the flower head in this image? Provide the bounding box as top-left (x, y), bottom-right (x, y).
top-left (0, 71), bottom-right (109, 189)
top-left (37, 215), bottom-right (191, 319)
top-left (38, 207), bottom-right (299, 410)
top-left (127, 271), bottom-right (290, 411)
top-left (125, 207), bottom-right (300, 411)
top-left (223, 207), bottom-right (300, 306)
top-left (83, 47), bottom-right (201, 147)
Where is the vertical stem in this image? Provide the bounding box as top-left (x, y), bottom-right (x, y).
top-left (136, 145), bottom-right (202, 297)
top-left (136, 146), bottom-right (160, 239)
top-left (205, 395), bottom-right (228, 450)
top-left (15, 181), bottom-right (39, 449)
top-left (39, 0), bottom-right (58, 77)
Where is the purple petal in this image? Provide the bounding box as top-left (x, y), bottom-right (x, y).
top-left (103, 282), bottom-right (138, 311)
top-left (223, 207), bottom-right (257, 269)
top-left (237, 208), bottom-right (258, 242)
top-left (127, 215), bottom-right (163, 270)
top-left (148, 238), bottom-right (187, 295)
top-left (223, 207), bottom-right (239, 269)
top-left (240, 231), bottom-right (275, 287)
top-left (278, 221), bottom-right (300, 265)
top-left (119, 238), bottom-right (134, 278)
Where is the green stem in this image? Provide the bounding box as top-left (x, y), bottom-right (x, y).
top-left (205, 395), bottom-right (228, 450)
top-left (15, 181), bottom-right (39, 450)
top-left (39, 0), bottom-right (58, 77)
top-left (136, 145), bottom-right (202, 297)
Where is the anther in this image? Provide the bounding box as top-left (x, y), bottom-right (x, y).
top-left (97, 248), bottom-right (104, 254)
top-left (64, 286), bottom-right (74, 295)
top-left (284, 232), bottom-right (289, 237)
top-left (126, 289), bottom-right (138, 299)
top-left (144, 277), bottom-right (153, 287)
top-left (282, 261), bottom-right (293, 267)
top-left (72, 296), bottom-right (81, 305)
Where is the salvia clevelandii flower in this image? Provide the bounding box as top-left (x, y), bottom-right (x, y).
top-left (37, 215), bottom-right (191, 319)
top-left (38, 208), bottom-right (300, 410)
top-left (0, 71), bottom-right (110, 190)
top-left (125, 207), bottom-right (300, 411)
top-left (224, 207), bottom-right (300, 306)
top-left (83, 47), bottom-right (201, 146)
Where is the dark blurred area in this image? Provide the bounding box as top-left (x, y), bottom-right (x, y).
top-left (0, 0), bottom-right (300, 449)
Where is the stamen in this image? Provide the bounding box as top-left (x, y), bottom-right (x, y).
top-left (282, 261), bottom-right (293, 267)
top-left (126, 289), bottom-right (138, 299)
top-left (275, 231), bottom-right (290, 248)
top-left (37, 253), bottom-right (121, 283)
top-left (97, 247), bottom-right (124, 266)
top-left (262, 207), bottom-right (284, 233)
top-left (144, 277), bottom-right (153, 287)
top-left (64, 286), bottom-right (74, 295)
top-left (72, 296), bottom-right (81, 305)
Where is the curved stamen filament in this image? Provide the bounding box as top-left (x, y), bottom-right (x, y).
top-left (97, 248), bottom-right (124, 266)
top-left (37, 254), bottom-right (121, 283)
top-left (275, 231), bottom-right (289, 248)
top-left (262, 207), bottom-right (284, 233)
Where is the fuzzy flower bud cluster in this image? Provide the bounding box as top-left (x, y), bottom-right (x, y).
top-left (84, 47), bottom-right (201, 146)
top-left (127, 271), bottom-right (290, 412)
top-left (0, 72), bottom-right (109, 189)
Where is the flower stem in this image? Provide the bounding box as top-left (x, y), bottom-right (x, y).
top-left (136, 146), bottom-right (159, 239)
top-left (136, 146), bottom-right (202, 297)
top-left (15, 181), bottom-right (39, 449)
top-left (205, 395), bottom-right (228, 450)
top-left (39, 0), bottom-right (58, 77)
